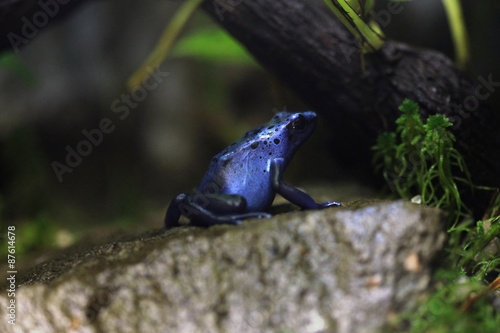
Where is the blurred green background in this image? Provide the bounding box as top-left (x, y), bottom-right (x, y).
top-left (0, 0), bottom-right (499, 259)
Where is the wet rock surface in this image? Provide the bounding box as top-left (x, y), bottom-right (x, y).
top-left (1, 200), bottom-right (445, 333)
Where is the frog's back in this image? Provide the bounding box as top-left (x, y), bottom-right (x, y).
top-left (198, 135), bottom-right (277, 211)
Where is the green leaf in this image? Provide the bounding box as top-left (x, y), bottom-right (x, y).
top-left (171, 28), bottom-right (257, 66)
top-left (0, 52), bottom-right (36, 85)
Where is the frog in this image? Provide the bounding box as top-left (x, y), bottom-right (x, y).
top-left (164, 111), bottom-right (340, 228)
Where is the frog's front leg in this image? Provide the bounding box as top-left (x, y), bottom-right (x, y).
top-left (270, 158), bottom-right (341, 210)
top-left (164, 192), bottom-right (271, 228)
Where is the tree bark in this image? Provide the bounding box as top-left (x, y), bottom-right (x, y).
top-left (0, 0), bottom-right (87, 52)
top-left (201, 0), bottom-right (500, 195)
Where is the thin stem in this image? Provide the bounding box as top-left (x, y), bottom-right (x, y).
top-left (127, 0), bottom-right (204, 90)
top-left (441, 0), bottom-right (470, 69)
top-left (323, 0), bottom-right (384, 52)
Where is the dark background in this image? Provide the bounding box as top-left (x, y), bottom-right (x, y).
top-left (0, 0), bottom-right (498, 253)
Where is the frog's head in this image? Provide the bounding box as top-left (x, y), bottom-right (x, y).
top-left (264, 111), bottom-right (318, 158)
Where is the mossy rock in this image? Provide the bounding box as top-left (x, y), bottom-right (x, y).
top-left (0, 200), bottom-right (445, 332)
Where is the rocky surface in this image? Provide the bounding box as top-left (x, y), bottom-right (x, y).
top-left (1, 200), bottom-right (445, 333)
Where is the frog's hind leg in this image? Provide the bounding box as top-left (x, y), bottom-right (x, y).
top-left (164, 192), bottom-right (271, 227)
top-left (186, 193), bottom-right (271, 226)
top-left (164, 193), bottom-right (188, 228)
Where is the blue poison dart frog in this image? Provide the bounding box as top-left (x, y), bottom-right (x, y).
top-left (164, 111), bottom-right (341, 227)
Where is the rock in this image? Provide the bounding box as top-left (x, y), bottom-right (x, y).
top-left (0, 200), bottom-right (445, 333)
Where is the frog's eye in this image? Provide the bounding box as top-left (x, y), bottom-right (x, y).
top-left (287, 114), bottom-right (307, 131)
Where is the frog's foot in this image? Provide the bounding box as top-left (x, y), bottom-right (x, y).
top-left (230, 212), bottom-right (272, 221)
top-left (233, 212), bottom-right (272, 219)
top-left (319, 201), bottom-right (342, 209)
top-left (206, 212), bottom-right (272, 226)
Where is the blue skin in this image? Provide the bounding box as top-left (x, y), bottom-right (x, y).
top-left (165, 111), bottom-right (340, 227)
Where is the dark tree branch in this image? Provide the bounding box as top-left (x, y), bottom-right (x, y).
top-left (0, 0), bottom-right (86, 52)
top-left (201, 0), bottom-right (500, 195)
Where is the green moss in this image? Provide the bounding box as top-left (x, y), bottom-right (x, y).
top-left (372, 99), bottom-right (472, 228)
top-left (387, 268), bottom-right (500, 333)
top-left (452, 195), bottom-right (500, 280)
top-left (373, 99), bottom-right (500, 332)
top-left (398, 270), bottom-right (499, 333)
